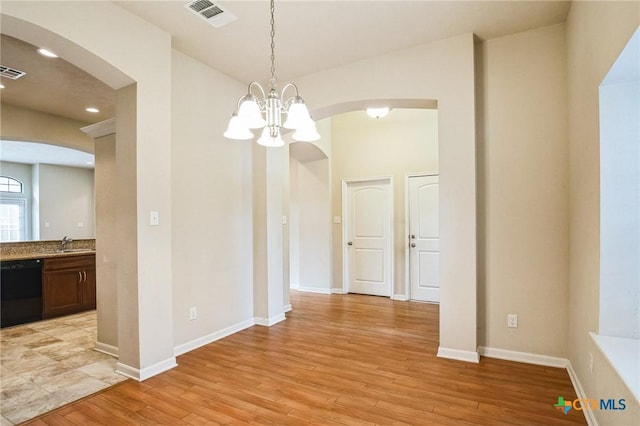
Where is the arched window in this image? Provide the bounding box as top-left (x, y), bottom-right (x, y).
top-left (0, 176), bottom-right (23, 193)
top-left (0, 176), bottom-right (27, 241)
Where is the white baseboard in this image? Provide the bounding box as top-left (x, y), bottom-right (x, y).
top-left (94, 341), bottom-right (119, 358)
top-left (392, 294), bottom-right (408, 301)
top-left (478, 346), bottom-right (569, 368)
top-left (254, 313), bottom-right (286, 327)
top-left (297, 286), bottom-right (331, 295)
top-left (173, 318), bottom-right (256, 357)
top-left (283, 304), bottom-right (292, 313)
top-left (116, 356), bottom-right (177, 382)
top-left (437, 346), bottom-right (480, 363)
top-left (479, 347), bottom-right (594, 425)
top-left (567, 361), bottom-right (598, 426)
top-left (331, 288), bottom-right (346, 294)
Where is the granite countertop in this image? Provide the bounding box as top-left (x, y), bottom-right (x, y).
top-left (0, 239), bottom-right (96, 262)
top-left (1, 249), bottom-right (96, 262)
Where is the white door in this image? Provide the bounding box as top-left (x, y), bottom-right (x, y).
top-left (345, 179), bottom-right (392, 297)
top-left (409, 175), bottom-right (440, 302)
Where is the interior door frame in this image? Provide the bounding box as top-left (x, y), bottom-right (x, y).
top-left (342, 176), bottom-right (394, 297)
top-left (405, 172), bottom-right (439, 301)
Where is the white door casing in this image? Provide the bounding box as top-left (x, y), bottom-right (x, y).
top-left (343, 178), bottom-right (392, 297)
top-left (408, 175), bottom-right (440, 302)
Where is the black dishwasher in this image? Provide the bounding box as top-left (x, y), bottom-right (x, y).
top-left (1, 259), bottom-right (43, 328)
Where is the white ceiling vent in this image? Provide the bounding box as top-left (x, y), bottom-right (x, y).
top-left (0, 65), bottom-right (26, 80)
top-left (185, 0), bottom-right (237, 28)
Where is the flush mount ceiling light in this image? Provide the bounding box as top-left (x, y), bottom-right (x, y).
top-left (0, 84), bottom-right (4, 89)
top-left (224, 0), bottom-right (319, 147)
top-left (37, 48), bottom-right (58, 58)
top-left (366, 107), bottom-right (390, 119)
top-left (85, 107), bottom-right (99, 113)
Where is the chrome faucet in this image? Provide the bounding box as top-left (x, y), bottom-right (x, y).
top-left (61, 236), bottom-right (73, 251)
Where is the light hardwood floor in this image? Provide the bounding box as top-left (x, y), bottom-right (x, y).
top-left (24, 292), bottom-right (586, 425)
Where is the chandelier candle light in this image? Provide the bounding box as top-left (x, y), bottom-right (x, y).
top-left (224, 0), bottom-right (319, 147)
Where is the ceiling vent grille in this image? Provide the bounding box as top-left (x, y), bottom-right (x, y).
top-left (0, 65), bottom-right (26, 80)
top-left (185, 0), bottom-right (237, 28)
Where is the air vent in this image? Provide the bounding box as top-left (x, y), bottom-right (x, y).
top-left (0, 65), bottom-right (26, 80)
top-left (185, 0), bottom-right (237, 28)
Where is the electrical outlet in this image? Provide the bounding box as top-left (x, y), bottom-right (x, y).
top-left (189, 307), bottom-right (197, 321)
top-left (507, 314), bottom-right (518, 328)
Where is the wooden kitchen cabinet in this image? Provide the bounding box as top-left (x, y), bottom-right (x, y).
top-left (42, 255), bottom-right (96, 319)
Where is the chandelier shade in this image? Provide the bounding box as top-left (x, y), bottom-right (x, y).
top-left (237, 95), bottom-right (266, 129)
top-left (223, 114), bottom-right (254, 140)
top-left (257, 127), bottom-right (285, 147)
top-left (282, 97), bottom-right (311, 129)
top-left (224, 0), bottom-right (319, 145)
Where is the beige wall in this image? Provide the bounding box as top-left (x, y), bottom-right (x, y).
top-left (0, 103), bottom-right (94, 153)
top-left (330, 109), bottom-right (438, 297)
top-left (286, 119), bottom-right (332, 299)
top-left (289, 155), bottom-right (331, 292)
top-left (94, 133), bottom-right (118, 352)
top-left (253, 143), bottom-right (287, 324)
top-left (37, 164), bottom-right (94, 240)
top-left (170, 49), bottom-right (254, 348)
top-left (114, 83), bottom-right (141, 370)
top-left (477, 24), bottom-right (569, 357)
top-left (566, 1), bottom-right (640, 423)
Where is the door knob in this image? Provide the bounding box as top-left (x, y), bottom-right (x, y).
top-left (411, 243), bottom-right (416, 248)
top-left (411, 234), bottom-right (416, 239)
top-left (347, 241), bottom-right (353, 246)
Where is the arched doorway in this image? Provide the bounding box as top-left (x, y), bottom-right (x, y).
top-left (1, 5), bottom-right (176, 381)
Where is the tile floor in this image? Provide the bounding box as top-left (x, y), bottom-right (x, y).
top-left (0, 311), bottom-right (126, 425)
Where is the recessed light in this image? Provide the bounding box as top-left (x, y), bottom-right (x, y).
top-left (85, 107), bottom-right (100, 113)
top-left (38, 48), bottom-right (58, 58)
top-left (366, 107), bottom-right (390, 119)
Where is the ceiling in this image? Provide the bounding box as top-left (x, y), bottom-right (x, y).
top-left (0, 0), bottom-right (571, 134)
top-left (0, 140), bottom-right (95, 169)
top-left (116, 1), bottom-right (571, 85)
top-left (0, 34), bottom-right (116, 123)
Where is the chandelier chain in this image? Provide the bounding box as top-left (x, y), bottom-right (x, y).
top-left (269, 0), bottom-right (277, 89)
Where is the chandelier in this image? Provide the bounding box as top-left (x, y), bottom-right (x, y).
top-left (224, 0), bottom-right (319, 147)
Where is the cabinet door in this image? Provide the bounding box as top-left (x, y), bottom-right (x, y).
top-left (42, 270), bottom-right (83, 319)
top-left (82, 266), bottom-right (96, 310)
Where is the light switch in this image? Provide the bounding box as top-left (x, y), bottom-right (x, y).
top-left (44, 222), bottom-right (50, 228)
top-left (77, 221), bottom-right (84, 228)
top-left (150, 211), bottom-right (160, 226)
top-left (333, 216), bottom-right (342, 224)
top-left (282, 215), bottom-right (287, 225)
